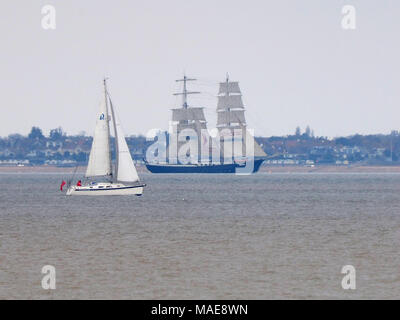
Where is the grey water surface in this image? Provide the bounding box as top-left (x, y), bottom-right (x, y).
top-left (0, 173), bottom-right (399, 299)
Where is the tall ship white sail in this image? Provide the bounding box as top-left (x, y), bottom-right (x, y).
top-left (145, 74), bottom-right (266, 173)
top-left (67, 79), bottom-right (145, 195)
top-left (217, 75), bottom-right (267, 162)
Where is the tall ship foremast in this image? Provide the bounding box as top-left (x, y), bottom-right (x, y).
top-left (169, 75), bottom-right (207, 163)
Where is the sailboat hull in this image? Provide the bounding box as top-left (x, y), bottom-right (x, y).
top-left (145, 159), bottom-right (264, 174)
top-left (66, 182), bottom-right (145, 196)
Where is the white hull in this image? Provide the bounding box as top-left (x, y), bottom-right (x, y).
top-left (66, 182), bottom-right (144, 196)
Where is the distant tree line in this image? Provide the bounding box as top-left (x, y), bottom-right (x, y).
top-left (1, 126), bottom-right (400, 165)
top-left (256, 127), bottom-right (400, 163)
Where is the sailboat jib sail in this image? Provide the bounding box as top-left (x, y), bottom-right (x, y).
top-left (109, 96), bottom-right (140, 183)
top-left (85, 86), bottom-right (112, 178)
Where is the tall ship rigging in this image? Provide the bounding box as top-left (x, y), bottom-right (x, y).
top-left (145, 75), bottom-right (266, 173)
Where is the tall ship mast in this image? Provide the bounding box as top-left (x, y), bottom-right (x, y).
top-left (145, 74), bottom-right (266, 173)
top-left (170, 75), bottom-right (207, 163)
top-left (217, 75), bottom-right (267, 162)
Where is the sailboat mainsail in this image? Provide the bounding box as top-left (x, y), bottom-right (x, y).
top-left (85, 86), bottom-right (112, 178)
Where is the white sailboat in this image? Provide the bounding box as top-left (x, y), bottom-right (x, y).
top-left (67, 79), bottom-right (145, 196)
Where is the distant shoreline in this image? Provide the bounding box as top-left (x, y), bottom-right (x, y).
top-left (2, 164), bottom-right (400, 174)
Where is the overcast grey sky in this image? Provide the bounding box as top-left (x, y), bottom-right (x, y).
top-left (1, 1), bottom-right (399, 138)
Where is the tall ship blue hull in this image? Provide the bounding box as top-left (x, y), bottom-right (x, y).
top-left (145, 159), bottom-right (264, 174)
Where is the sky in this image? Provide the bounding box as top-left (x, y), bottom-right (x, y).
top-left (0, 0), bottom-right (399, 138)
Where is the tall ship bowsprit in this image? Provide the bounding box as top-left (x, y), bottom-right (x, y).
top-left (145, 75), bottom-right (267, 173)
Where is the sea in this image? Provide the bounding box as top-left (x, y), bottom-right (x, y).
top-left (0, 172), bottom-right (399, 299)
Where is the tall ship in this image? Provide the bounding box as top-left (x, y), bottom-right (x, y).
top-left (145, 75), bottom-right (266, 173)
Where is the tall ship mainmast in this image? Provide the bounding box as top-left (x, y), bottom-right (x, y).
top-left (217, 75), bottom-right (267, 162)
top-left (145, 74), bottom-right (266, 173)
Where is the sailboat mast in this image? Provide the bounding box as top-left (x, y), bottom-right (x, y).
top-left (109, 96), bottom-right (119, 182)
top-left (103, 78), bottom-right (113, 180)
